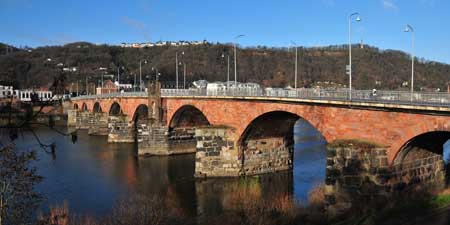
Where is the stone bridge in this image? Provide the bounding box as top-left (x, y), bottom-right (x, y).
top-left (68, 83), bottom-right (450, 197)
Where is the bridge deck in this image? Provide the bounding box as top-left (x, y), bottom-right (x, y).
top-left (72, 89), bottom-right (450, 113)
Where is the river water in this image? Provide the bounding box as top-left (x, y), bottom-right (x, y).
top-left (12, 119), bottom-right (326, 218)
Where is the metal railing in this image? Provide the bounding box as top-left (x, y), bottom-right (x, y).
top-left (71, 88), bottom-right (450, 108)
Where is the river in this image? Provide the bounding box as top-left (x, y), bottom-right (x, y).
top-left (12, 119), bottom-right (327, 219)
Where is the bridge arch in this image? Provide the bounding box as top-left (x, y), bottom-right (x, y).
top-left (81, 102), bottom-right (88, 112)
top-left (169, 105), bottom-right (210, 129)
top-left (239, 111), bottom-right (300, 147)
top-left (109, 102), bottom-right (123, 116)
top-left (132, 104), bottom-right (150, 129)
top-left (73, 103), bottom-right (79, 110)
top-left (392, 131), bottom-right (450, 188)
top-left (238, 110), bottom-right (326, 175)
top-left (395, 131), bottom-right (450, 163)
top-left (93, 102), bottom-right (103, 113)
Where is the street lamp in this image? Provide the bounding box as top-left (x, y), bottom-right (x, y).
top-left (404, 24), bottom-right (415, 101)
top-left (178, 62), bottom-right (187, 89)
top-left (140, 60), bottom-right (148, 91)
top-left (152, 67), bottom-right (161, 81)
top-left (234, 34), bottom-right (245, 90)
top-left (176, 51), bottom-right (185, 89)
top-left (291, 41), bottom-right (298, 89)
top-left (117, 66), bottom-right (124, 90)
top-left (222, 53), bottom-right (231, 90)
top-left (348, 12), bottom-right (361, 101)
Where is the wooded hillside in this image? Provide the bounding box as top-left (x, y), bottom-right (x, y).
top-left (0, 42), bottom-right (448, 92)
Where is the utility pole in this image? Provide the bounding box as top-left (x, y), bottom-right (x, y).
top-left (227, 55), bottom-right (230, 90)
top-left (183, 63), bottom-right (186, 89)
top-left (176, 52), bottom-right (178, 89)
top-left (405, 24), bottom-right (415, 101)
top-left (233, 34), bottom-right (245, 92)
top-left (85, 76), bottom-right (88, 95)
top-left (291, 41), bottom-right (298, 89)
top-left (348, 12), bottom-right (361, 101)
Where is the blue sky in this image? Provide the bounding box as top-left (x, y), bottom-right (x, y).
top-left (1, 0), bottom-right (450, 63)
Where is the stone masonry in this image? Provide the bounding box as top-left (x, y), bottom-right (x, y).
top-left (67, 109), bottom-right (77, 127)
top-left (242, 137), bottom-right (293, 176)
top-left (76, 111), bottom-right (93, 130)
top-left (195, 126), bottom-right (240, 177)
top-left (138, 125), bottom-right (170, 155)
top-left (325, 140), bottom-right (446, 209)
top-left (88, 112), bottom-right (109, 136)
top-left (138, 126), bottom-right (197, 155)
top-left (108, 115), bottom-right (134, 143)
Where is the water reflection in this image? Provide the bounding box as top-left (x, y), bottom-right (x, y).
top-left (6, 120), bottom-right (326, 217)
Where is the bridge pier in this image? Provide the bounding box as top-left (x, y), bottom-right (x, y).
top-left (107, 115), bottom-right (134, 143)
top-left (75, 111), bottom-right (93, 130)
top-left (67, 110), bottom-right (78, 127)
top-left (137, 125), bottom-right (197, 155)
top-left (194, 126), bottom-right (294, 178)
top-left (88, 112), bottom-right (109, 136)
top-left (194, 126), bottom-right (240, 177)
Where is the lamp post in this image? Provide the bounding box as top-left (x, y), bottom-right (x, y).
top-left (348, 12), bottom-right (361, 101)
top-left (291, 41), bottom-right (298, 89)
top-left (176, 51), bottom-right (184, 89)
top-left (404, 24), bottom-right (415, 101)
top-left (117, 66), bottom-right (124, 92)
top-left (234, 34), bottom-right (245, 91)
top-left (133, 73), bottom-right (137, 91)
top-left (183, 62), bottom-right (186, 89)
top-left (85, 76), bottom-right (88, 95)
top-left (140, 60), bottom-right (147, 91)
top-left (152, 67), bottom-right (161, 81)
top-left (222, 53), bottom-right (231, 90)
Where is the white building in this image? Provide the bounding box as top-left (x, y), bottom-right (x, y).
top-left (205, 81), bottom-right (262, 96)
top-left (14, 90), bottom-right (53, 102)
top-left (0, 85), bottom-right (14, 98)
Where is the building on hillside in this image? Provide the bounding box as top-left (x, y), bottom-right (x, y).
top-left (205, 81), bottom-right (262, 96)
top-left (115, 82), bottom-right (133, 92)
top-left (0, 85), bottom-right (14, 98)
top-left (96, 80), bottom-right (118, 94)
top-left (14, 90), bottom-right (53, 102)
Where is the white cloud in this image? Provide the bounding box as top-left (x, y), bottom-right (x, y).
top-left (382, 0), bottom-right (398, 10)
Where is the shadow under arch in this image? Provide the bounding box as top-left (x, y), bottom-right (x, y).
top-left (93, 102), bottom-right (103, 113)
top-left (169, 105), bottom-right (210, 129)
top-left (109, 102), bottom-right (123, 116)
top-left (132, 104), bottom-right (150, 129)
top-left (393, 131), bottom-right (450, 188)
top-left (81, 103), bottom-right (88, 112)
top-left (73, 103), bottom-right (79, 110)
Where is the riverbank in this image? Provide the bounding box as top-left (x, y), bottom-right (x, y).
top-left (35, 186), bottom-right (450, 225)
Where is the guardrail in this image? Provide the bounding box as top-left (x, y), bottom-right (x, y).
top-left (71, 88), bottom-right (450, 108)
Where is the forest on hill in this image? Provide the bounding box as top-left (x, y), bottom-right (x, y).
top-left (0, 42), bottom-right (449, 92)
